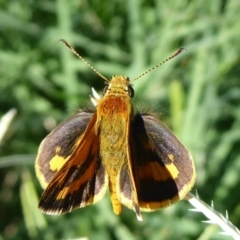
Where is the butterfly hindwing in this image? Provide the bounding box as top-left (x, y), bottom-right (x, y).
top-left (36, 111), bottom-right (108, 214)
top-left (128, 113), bottom-right (196, 211)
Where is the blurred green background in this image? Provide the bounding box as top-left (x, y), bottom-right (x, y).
top-left (1, 0), bottom-right (240, 239)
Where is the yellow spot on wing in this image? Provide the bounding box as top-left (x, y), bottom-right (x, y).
top-left (50, 154), bottom-right (68, 172)
top-left (165, 163), bottom-right (179, 179)
top-left (168, 154), bottom-right (174, 161)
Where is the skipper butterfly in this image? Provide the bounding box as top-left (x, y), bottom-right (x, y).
top-left (35, 40), bottom-right (196, 221)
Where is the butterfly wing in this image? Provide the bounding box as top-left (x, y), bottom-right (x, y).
top-left (36, 110), bottom-right (93, 188)
top-left (128, 113), bottom-right (196, 211)
top-left (36, 111), bottom-right (108, 214)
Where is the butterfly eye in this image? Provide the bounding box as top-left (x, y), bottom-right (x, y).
top-left (128, 86), bottom-right (134, 98)
top-left (103, 86), bottom-right (109, 95)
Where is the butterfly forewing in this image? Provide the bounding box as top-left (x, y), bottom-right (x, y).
top-left (36, 112), bottom-right (108, 214)
top-left (128, 113), bottom-right (196, 211)
top-left (36, 111), bottom-right (94, 188)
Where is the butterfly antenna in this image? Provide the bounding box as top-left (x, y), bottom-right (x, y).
top-left (60, 39), bottom-right (109, 83)
top-left (131, 48), bottom-right (186, 82)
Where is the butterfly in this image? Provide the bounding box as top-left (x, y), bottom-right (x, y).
top-left (35, 40), bottom-right (196, 221)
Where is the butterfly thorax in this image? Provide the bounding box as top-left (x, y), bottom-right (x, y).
top-left (96, 76), bottom-right (134, 214)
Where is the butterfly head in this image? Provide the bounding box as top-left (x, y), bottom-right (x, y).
top-left (103, 75), bottom-right (134, 98)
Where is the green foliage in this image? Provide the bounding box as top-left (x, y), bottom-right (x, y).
top-left (1, 0), bottom-right (240, 239)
